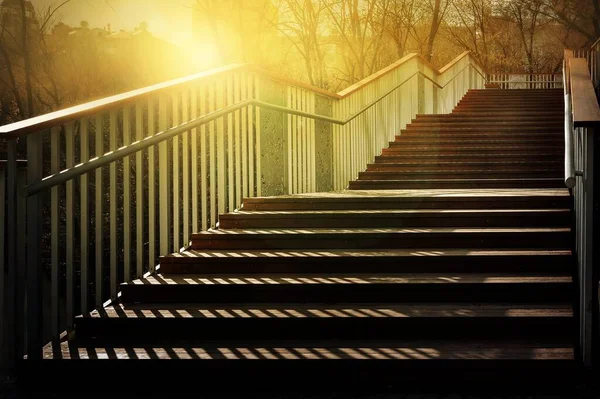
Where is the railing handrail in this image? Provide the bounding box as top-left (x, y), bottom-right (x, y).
top-left (0, 52), bottom-right (485, 140)
top-left (0, 64), bottom-right (247, 139)
top-left (569, 58), bottom-right (600, 127)
top-left (489, 73), bottom-right (561, 76)
top-left (26, 60), bottom-right (484, 198)
top-left (563, 58), bottom-right (575, 188)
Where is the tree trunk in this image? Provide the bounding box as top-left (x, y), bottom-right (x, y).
top-left (425, 0), bottom-right (441, 62)
top-left (20, 0), bottom-right (34, 118)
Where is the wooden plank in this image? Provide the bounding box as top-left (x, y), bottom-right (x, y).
top-left (65, 122), bottom-right (74, 328)
top-left (80, 118), bottom-right (89, 313)
top-left (0, 64), bottom-right (247, 138)
top-left (123, 107), bottom-right (131, 282)
top-left (50, 126), bottom-right (59, 338)
top-left (148, 99), bottom-right (156, 272)
top-left (109, 110), bottom-right (118, 300)
top-left (172, 92), bottom-right (180, 251)
top-left (43, 339), bottom-right (575, 361)
top-left (135, 103), bottom-right (144, 278)
top-left (570, 58), bottom-right (600, 127)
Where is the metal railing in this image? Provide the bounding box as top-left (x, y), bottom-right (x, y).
top-left (487, 73), bottom-right (563, 89)
top-left (563, 51), bottom-right (600, 368)
top-left (0, 51), bottom-right (486, 370)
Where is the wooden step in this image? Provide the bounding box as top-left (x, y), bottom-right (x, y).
top-left (240, 189), bottom-right (570, 211)
top-left (397, 132), bottom-right (563, 139)
top-left (366, 162), bottom-right (562, 172)
top-left (374, 153), bottom-right (562, 162)
top-left (380, 146), bottom-right (563, 155)
top-left (218, 209), bottom-right (570, 229)
top-left (390, 139), bottom-right (563, 146)
top-left (121, 273), bottom-right (572, 304)
top-left (74, 303), bottom-right (573, 342)
top-left (160, 248), bottom-right (573, 274)
top-left (348, 178), bottom-right (565, 189)
top-left (407, 122), bottom-right (562, 129)
top-left (399, 126), bottom-right (563, 133)
top-left (28, 338), bottom-right (576, 393)
top-left (415, 115), bottom-right (563, 122)
top-left (189, 227), bottom-right (571, 250)
top-left (357, 170), bottom-right (562, 180)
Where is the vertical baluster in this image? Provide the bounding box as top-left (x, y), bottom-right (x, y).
top-left (172, 92), bottom-right (180, 251)
top-left (234, 75), bottom-right (242, 205)
top-left (80, 118), bottom-right (89, 313)
top-left (227, 76), bottom-right (235, 210)
top-left (247, 75), bottom-right (255, 197)
top-left (135, 103), bottom-right (144, 278)
top-left (201, 84), bottom-right (209, 231)
top-left (191, 86), bottom-right (199, 232)
top-left (94, 114), bottom-right (103, 307)
top-left (241, 76), bottom-right (248, 199)
top-left (292, 87), bottom-right (298, 194)
top-left (183, 89), bottom-right (190, 244)
top-left (50, 126), bottom-right (59, 339)
top-left (0, 164), bottom-right (4, 361)
top-left (255, 75), bottom-right (262, 197)
top-left (309, 92), bottom-right (316, 192)
top-left (123, 107), bottom-right (131, 282)
top-left (333, 100), bottom-right (339, 190)
top-left (148, 99), bottom-right (156, 271)
top-left (109, 110), bottom-right (118, 300)
top-left (346, 97), bottom-right (351, 186)
top-left (302, 90), bottom-right (308, 193)
top-left (209, 81), bottom-right (217, 227)
top-left (217, 78), bottom-right (226, 218)
top-left (65, 122), bottom-right (74, 328)
top-left (159, 95), bottom-right (169, 254)
top-left (26, 131), bottom-right (43, 358)
top-left (297, 89), bottom-right (303, 193)
top-left (287, 86), bottom-right (293, 194)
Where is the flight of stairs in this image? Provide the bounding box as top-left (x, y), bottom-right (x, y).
top-left (24, 89), bottom-right (578, 394)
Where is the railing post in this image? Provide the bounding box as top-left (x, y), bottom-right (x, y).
top-left (257, 76), bottom-right (286, 197)
top-left (579, 126), bottom-right (596, 367)
top-left (26, 132), bottom-right (43, 360)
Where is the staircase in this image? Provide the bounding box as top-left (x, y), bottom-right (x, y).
top-left (25, 89), bottom-right (577, 394)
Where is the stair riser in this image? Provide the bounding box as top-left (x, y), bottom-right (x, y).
top-left (380, 149), bottom-right (563, 155)
top-left (358, 172), bottom-right (562, 180)
top-left (121, 283), bottom-right (572, 305)
top-left (407, 122), bottom-right (563, 128)
top-left (348, 180), bottom-right (565, 189)
top-left (160, 254), bottom-right (573, 274)
top-left (389, 143), bottom-right (563, 149)
top-left (241, 198), bottom-right (570, 211)
top-left (74, 317), bottom-right (573, 343)
top-left (366, 165), bottom-right (562, 172)
top-left (374, 155), bottom-right (562, 162)
top-left (415, 117), bottom-right (564, 122)
top-left (219, 213), bottom-right (570, 229)
top-left (396, 134), bottom-right (563, 139)
top-left (394, 137), bottom-right (564, 142)
top-left (18, 360), bottom-right (580, 394)
top-left (190, 231), bottom-right (571, 250)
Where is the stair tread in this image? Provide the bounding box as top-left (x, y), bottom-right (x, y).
top-left (86, 303), bottom-right (573, 319)
top-left (245, 188), bottom-right (569, 200)
top-left (41, 338), bottom-right (575, 360)
top-left (162, 248), bottom-right (571, 261)
top-left (192, 226), bottom-right (570, 237)
top-left (225, 209), bottom-right (569, 217)
top-left (125, 273), bottom-right (572, 286)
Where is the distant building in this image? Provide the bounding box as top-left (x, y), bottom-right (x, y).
top-left (0, 0), bottom-right (39, 49)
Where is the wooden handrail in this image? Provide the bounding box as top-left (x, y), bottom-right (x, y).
top-left (0, 64), bottom-right (248, 139)
top-left (570, 58), bottom-right (600, 128)
top-left (0, 51), bottom-right (486, 139)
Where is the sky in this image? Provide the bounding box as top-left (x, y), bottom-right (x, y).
top-left (31, 0), bottom-right (197, 48)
